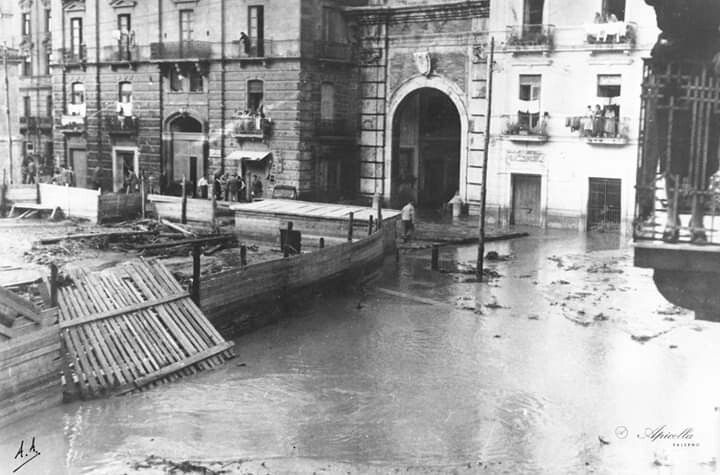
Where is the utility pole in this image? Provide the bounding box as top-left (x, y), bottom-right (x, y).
top-left (477, 37), bottom-right (495, 279)
top-left (3, 42), bottom-right (13, 184)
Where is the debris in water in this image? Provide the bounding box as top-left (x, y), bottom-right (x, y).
top-left (552, 280), bottom-right (571, 285)
top-left (485, 251), bottom-right (512, 262)
top-left (594, 313), bottom-right (609, 322)
top-left (598, 435), bottom-right (610, 445)
top-left (631, 335), bottom-right (652, 343)
top-left (669, 345), bottom-right (678, 349)
top-left (528, 314), bottom-right (540, 320)
top-left (493, 334), bottom-right (501, 339)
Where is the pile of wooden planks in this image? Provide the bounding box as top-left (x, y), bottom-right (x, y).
top-left (0, 285), bottom-right (61, 427)
top-left (58, 259), bottom-right (234, 399)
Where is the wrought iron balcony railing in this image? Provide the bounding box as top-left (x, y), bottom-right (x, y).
top-left (62, 45), bottom-right (87, 65)
top-left (59, 114), bottom-right (86, 133)
top-left (19, 116), bottom-right (53, 131)
top-left (232, 115), bottom-right (271, 139)
top-left (505, 24), bottom-right (555, 54)
top-left (231, 38), bottom-right (300, 59)
top-left (104, 44), bottom-right (140, 63)
top-left (585, 21), bottom-right (637, 52)
top-left (635, 59), bottom-right (720, 245)
top-left (105, 114), bottom-right (139, 135)
top-left (150, 41), bottom-right (213, 60)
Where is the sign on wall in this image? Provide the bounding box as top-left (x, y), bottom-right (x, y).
top-left (506, 149), bottom-right (545, 164)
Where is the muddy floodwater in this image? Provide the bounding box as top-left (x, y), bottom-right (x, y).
top-left (2, 229), bottom-right (720, 474)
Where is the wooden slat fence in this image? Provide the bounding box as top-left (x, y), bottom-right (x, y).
top-left (148, 194), bottom-right (215, 224)
top-left (39, 184), bottom-right (101, 223)
top-left (0, 285), bottom-right (61, 427)
top-left (98, 192), bottom-right (142, 223)
top-left (58, 259), bottom-right (234, 399)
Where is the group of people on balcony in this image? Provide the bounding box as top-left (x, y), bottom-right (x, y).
top-left (586, 12), bottom-right (628, 44)
top-left (567, 105), bottom-right (620, 138)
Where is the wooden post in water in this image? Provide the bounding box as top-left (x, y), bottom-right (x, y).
top-left (140, 174), bottom-right (146, 219)
top-left (368, 215), bottom-right (374, 235)
top-left (319, 237), bottom-right (325, 249)
top-left (376, 200), bottom-right (383, 229)
top-left (348, 212), bottom-right (354, 242)
top-left (191, 244), bottom-right (201, 304)
top-left (283, 221), bottom-right (294, 257)
top-left (49, 263), bottom-right (58, 307)
top-left (211, 192), bottom-right (217, 232)
top-left (181, 176), bottom-right (187, 224)
top-left (431, 245), bottom-right (439, 270)
top-left (240, 245), bottom-right (247, 267)
top-left (477, 36), bottom-right (495, 279)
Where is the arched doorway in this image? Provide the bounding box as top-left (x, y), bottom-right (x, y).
top-left (390, 87), bottom-right (461, 208)
top-left (165, 113), bottom-right (206, 196)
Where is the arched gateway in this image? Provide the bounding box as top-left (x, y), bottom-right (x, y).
top-left (385, 76), bottom-right (469, 208)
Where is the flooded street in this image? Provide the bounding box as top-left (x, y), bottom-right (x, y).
top-left (3, 229), bottom-right (720, 474)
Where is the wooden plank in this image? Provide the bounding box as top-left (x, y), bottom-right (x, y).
top-left (0, 286), bottom-right (41, 322)
top-left (60, 292), bottom-right (187, 329)
top-left (37, 230), bottom-right (155, 245)
top-left (0, 322), bottom-right (14, 338)
top-left (130, 341), bottom-right (234, 391)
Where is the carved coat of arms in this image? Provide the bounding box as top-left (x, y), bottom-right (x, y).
top-left (414, 51), bottom-right (432, 77)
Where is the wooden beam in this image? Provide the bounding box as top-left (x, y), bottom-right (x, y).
top-left (0, 322), bottom-right (14, 339)
top-left (134, 233), bottom-right (237, 250)
top-left (130, 341), bottom-right (234, 390)
top-left (36, 230), bottom-right (156, 245)
top-left (0, 286), bottom-right (41, 323)
top-left (59, 292), bottom-right (188, 329)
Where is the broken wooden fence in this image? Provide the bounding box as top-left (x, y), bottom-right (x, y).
top-left (148, 194), bottom-right (216, 224)
top-left (58, 259), bottom-right (234, 399)
top-left (0, 285), bottom-right (61, 427)
top-left (98, 192), bottom-right (143, 223)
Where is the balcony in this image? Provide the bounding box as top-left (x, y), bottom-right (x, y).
top-left (232, 115), bottom-right (271, 140)
top-left (566, 115), bottom-right (630, 145)
top-left (150, 41), bottom-right (212, 61)
top-left (61, 45), bottom-right (87, 69)
top-left (104, 44), bottom-right (140, 66)
top-left (503, 120), bottom-right (548, 143)
top-left (105, 114), bottom-right (139, 136)
top-left (59, 114), bottom-right (86, 134)
top-left (315, 119), bottom-right (354, 139)
top-left (19, 116), bottom-right (53, 132)
top-left (315, 41), bottom-right (354, 62)
top-left (585, 21), bottom-right (637, 53)
top-left (505, 24), bottom-right (555, 55)
top-left (230, 38), bottom-right (301, 60)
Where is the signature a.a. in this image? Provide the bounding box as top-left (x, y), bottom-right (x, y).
top-left (13, 436), bottom-right (40, 473)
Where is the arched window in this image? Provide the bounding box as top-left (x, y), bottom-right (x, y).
top-left (247, 80), bottom-right (264, 114)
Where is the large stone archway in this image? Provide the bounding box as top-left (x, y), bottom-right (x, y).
top-left (385, 75), bottom-right (469, 205)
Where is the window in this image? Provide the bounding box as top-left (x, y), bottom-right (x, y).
top-left (189, 70), bottom-right (203, 92)
top-left (523, 0), bottom-right (544, 26)
top-left (71, 82), bottom-right (84, 105)
top-left (23, 96), bottom-right (30, 118)
top-left (179, 10), bottom-right (193, 43)
top-left (597, 74), bottom-right (621, 98)
top-left (322, 7), bottom-right (346, 43)
top-left (21, 13), bottom-right (30, 36)
top-left (248, 6), bottom-right (264, 56)
top-left (247, 80), bottom-right (263, 114)
top-left (117, 14), bottom-right (131, 58)
top-left (119, 82), bottom-right (132, 103)
top-left (320, 83), bottom-right (335, 121)
top-left (169, 68), bottom-right (183, 92)
top-left (45, 53), bottom-right (51, 75)
top-left (45, 9), bottom-right (51, 32)
top-left (518, 75), bottom-right (541, 129)
top-left (22, 56), bottom-right (31, 77)
top-left (70, 18), bottom-right (83, 56)
top-left (602, 0), bottom-right (625, 21)
top-left (46, 95), bottom-right (52, 117)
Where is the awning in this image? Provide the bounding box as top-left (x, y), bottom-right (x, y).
top-left (226, 150), bottom-right (272, 162)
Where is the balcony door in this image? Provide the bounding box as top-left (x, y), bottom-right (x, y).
top-left (248, 6), bottom-right (264, 56)
top-left (523, 0), bottom-right (544, 27)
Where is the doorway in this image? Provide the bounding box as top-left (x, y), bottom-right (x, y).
top-left (69, 148), bottom-right (87, 188)
top-left (587, 177), bottom-right (621, 231)
top-left (166, 114), bottom-right (206, 196)
top-left (113, 149), bottom-right (136, 192)
top-left (511, 174), bottom-right (542, 226)
top-left (391, 88), bottom-right (461, 208)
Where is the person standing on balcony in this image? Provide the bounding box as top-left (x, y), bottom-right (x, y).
top-left (603, 108), bottom-right (617, 138)
top-left (583, 106), bottom-right (594, 137)
top-left (593, 105), bottom-right (603, 137)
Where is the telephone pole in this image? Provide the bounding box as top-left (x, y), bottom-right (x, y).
top-left (3, 41), bottom-right (14, 184)
top-left (477, 37), bottom-right (495, 279)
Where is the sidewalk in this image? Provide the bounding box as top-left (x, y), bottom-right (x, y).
top-left (401, 211), bottom-right (529, 248)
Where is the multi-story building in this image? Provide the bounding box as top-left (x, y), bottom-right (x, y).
top-left (50, 0), bottom-right (363, 198)
top-left (0, 0), bottom-right (50, 183)
top-left (485, 0), bottom-right (659, 232)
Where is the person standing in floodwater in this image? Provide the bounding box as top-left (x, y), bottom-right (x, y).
top-left (401, 199), bottom-right (415, 242)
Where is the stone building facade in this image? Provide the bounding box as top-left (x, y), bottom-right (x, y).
top-left (50, 0), bottom-right (362, 198)
top-left (346, 0), bottom-right (491, 209)
top-left (0, 0), bottom-right (51, 183)
top-left (485, 0), bottom-right (658, 231)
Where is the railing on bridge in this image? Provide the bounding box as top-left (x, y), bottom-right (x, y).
top-left (635, 59), bottom-right (720, 245)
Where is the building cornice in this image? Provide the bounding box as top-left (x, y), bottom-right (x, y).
top-left (344, 1), bottom-right (489, 24)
